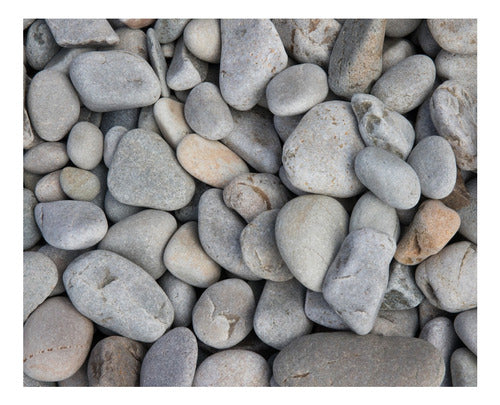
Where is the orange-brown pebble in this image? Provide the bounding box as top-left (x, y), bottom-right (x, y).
top-left (394, 199), bottom-right (460, 265)
top-left (119, 19), bottom-right (156, 29)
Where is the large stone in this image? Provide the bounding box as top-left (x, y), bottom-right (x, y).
top-left (427, 19), bottom-right (477, 55)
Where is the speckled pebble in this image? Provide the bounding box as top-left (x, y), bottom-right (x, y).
top-left (153, 97), bottom-right (191, 148)
top-left (24, 142), bottom-right (69, 175)
top-left (427, 19), bottom-right (477, 55)
top-left (25, 20), bottom-right (60, 71)
top-left (166, 38), bottom-right (208, 91)
top-left (157, 273), bottom-right (197, 327)
top-left (454, 309), bottom-right (477, 355)
top-left (183, 19), bottom-right (221, 63)
top-left (381, 261), bottom-right (424, 311)
top-left (382, 38), bottom-right (416, 73)
top-left (59, 167), bottom-right (101, 201)
top-left (154, 19), bottom-right (190, 43)
top-left (450, 347), bottom-right (477, 386)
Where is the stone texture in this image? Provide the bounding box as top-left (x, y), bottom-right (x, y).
top-left (59, 167), bottom-right (101, 201)
top-left (415, 97), bottom-right (440, 143)
top-left (57, 362), bottom-right (89, 386)
top-left (66, 122), bottom-right (104, 170)
top-left (435, 50), bottom-right (477, 93)
top-left (454, 309), bottom-right (477, 355)
top-left (440, 170), bottom-right (472, 211)
top-left (385, 19), bottom-right (421, 37)
top-left (273, 114), bottom-right (304, 143)
top-left (46, 19), bottom-right (119, 47)
top-left (45, 47), bottom-right (94, 74)
top-left (25, 20), bottom-right (60, 70)
top-left (381, 261), bottom-right (424, 310)
top-left (304, 290), bottom-right (349, 330)
top-left (24, 142), bottom-right (69, 175)
top-left (450, 348), bottom-right (477, 386)
top-left (173, 180), bottom-right (211, 223)
top-left (456, 178), bottom-right (477, 243)
top-left (382, 38), bottom-right (416, 73)
top-left (119, 19), bottom-right (156, 29)
top-left (371, 308), bottom-right (419, 337)
top-left (427, 19), bottom-right (477, 55)
top-left (106, 27), bottom-right (147, 59)
top-left (183, 19), bottom-right (221, 63)
top-left (103, 126), bottom-right (127, 168)
top-left (153, 97), bottom-right (191, 148)
top-left (157, 273), bottom-right (197, 327)
top-left (23, 188), bottom-right (41, 250)
top-left (146, 28), bottom-right (169, 97)
top-left (103, 190), bottom-right (142, 223)
top-left (166, 37), bottom-right (208, 91)
top-left (154, 19), bottom-right (190, 43)
top-left (419, 298), bottom-right (451, 330)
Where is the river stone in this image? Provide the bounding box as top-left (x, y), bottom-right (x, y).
top-left (282, 101), bottom-right (365, 197)
top-left (221, 107), bottom-right (282, 174)
top-left (192, 278), bottom-right (256, 349)
top-left (382, 38), bottom-right (416, 73)
top-left (106, 27), bottom-right (147, 59)
top-left (385, 19), bottom-right (421, 37)
top-left (193, 349), bottom-right (270, 387)
top-left (183, 19), bottom-right (221, 63)
top-left (427, 19), bottom-right (477, 55)
top-left (46, 19), bottom-right (119, 47)
top-left (154, 19), bottom-right (190, 43)
top-left (138, 105), bottom-right (160, 133)
top-left (24, 142), bottom-right (69, 175)
top-left (157, 273), bottom-right (197, 327)
top-left (435, 50), bottom-right (477, 93)
top-left (322, 228), bottom-right (396, 335)
top-left (450, 348), bottom-right (477, 386)
top-left (454, 309), bottom-right (477, 355)
top-left (145, 28), bottom-right (169, 98)
top-left (304, 290), bottom-right (349, 330)
top-left (66, 125), bottom-right (103, 173)
top-left (219, 19), bottom-right (287, 111)
top-left (371, 54), bottom-right (436, 114)
top-left (166, 37), bottom-right (208, 91)
top-left (349, 191), bottom-right (400, 242)
top-left (429, 80), bottom-right (477, 171)
top-left (63, 249), bottom-right (174, 342)
top-left (254, 279), bottom-right (312, 349)
top-left (100, 108), bottom-right (139, 134)
top-left (198, 189), bottom-right (259, 280)
top-left (273, 114), bottom-right (304, 143)
top-left (415, 241), bottom-right (477, 313)
top-left (69, 50), bottom-right (161, 112)
top-left (275, 194), bottom-right (349, 291)
top-left (108, 128), bottom-right (195, 210)
top-left (23, 297), bottom-right (94, 382)
top-left (140, 327), bottom-right (197, 386)
top-left (415, 97), bottom-right (440, 143)
top-left (27, 70), bottom-right (80, 141)
top-left (35, 170), bottom-right (67, 202)
top-left (272, 19), bottom-right (341, 68)
top-left (173, 179), bottom-right (211, 223)
top-left (34, 200), bottom-right (107, 250)
top-left (25, 20), bottom-right (60, 70)
top-left (103, 190), bottom-right (142, 223)
top-left (354, 146), bottom-right (421, 210)
top-left (24, 189), bottom-right (41, 250)
top-left (163, 221), bottom-right (221, 288)
top-left (456, 178), bottom-right (477, 243)
top-left (381, 261), bottom-right (424, 310)
top-left (45, 47), bottom-right (94, 74)
top-left (351, 93), bottom-right (415, 160)
top-left (98, 209), bottom-right (177, 280)
top-left (177, 133), bottom-right (249, 188)
top-left (23, 251), bottom-right (58, 321)
top-left (279, 166), bottom-right (308, 196)
top-left (371, 308), bottom-right (419, 337)
top-left (184, 82), bottom-right (234, 140)
top-left (153, 97), bottom-right (192, 148)
top-left (59, 167), bottom-right (101, 201)
top-left (103, 126), bottom-right (127, 167)
top-left (274, 332), bottom-right (445, 386)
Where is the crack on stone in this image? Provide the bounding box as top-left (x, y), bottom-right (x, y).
top-left (97, 268), bottom-right (117, 289)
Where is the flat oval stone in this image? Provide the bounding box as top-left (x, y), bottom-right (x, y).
top-left (25, 20), bottom-right (60, 70)
top-left (415, 241), bottom-right (477, 312)
top-left (193, 349), bottom-right (270, 387)
top-left (381, 261), bottom-right (424, 311)
top-left (382, 38), bottom-right (416, 73)
top-left (88, 336), bottom-right (145, 387)
top-left (450, 348), bottom-right (477, 386)
top-left (63, 250), bottom-right (174, 342)
top-left (192, 278), bottom-right (256, 349)
top-left (27, 70), bottom-right (80, 141)
top-left (153, 97), bottom-right (191, 148)
top-left (67, 122), bottom-right (104, 170)
top-left (371, 54), bottom-right (436, 114)
top-left (273, 332), bottom-right (445, 386)
top-left (385, 19), bottom-right (421, 37)
top-left (454, 309), bottom-right (477, 355)
top-left (157, 273), bottom-right (197, 327)
top-left (140, 327), bottom-right (197, 386)
top-left (275, 195), bottom-right (349, 291)
top-left (23, 297), bottom-right (94, 382)
top-left (24, 189), bottom-right (41, 250)
top-left (166, 38), bottom-right (208, 91)
top-left (108, 129), bottom-right (195, 210)
top-left (34, 200), bottom-right (107, 250)
top-left (354, 146), bottom-right (421, 210)
top-left (282, 101), bottom-right (365, 197)
top-left (59, 167), bottom-right (101, 201)
top-left (183, 19), bottom-right (221, 63)
top-left (24, 142), bottom-right (69, 175)
top-left (46, 19), bottom-right (119, 47)
top-left (304, 290), bottom-right (349, 330)
top-left (371, 308), bottom-right (419, 337)
top-left (69, 50), bottom-right (161, 112)
top-left (163, 221), bottom-right (221, 288)
top-left (146, 28), bottom-right (169, 97)
top-left (427, 19), bottom-right (477, 55)
top-left (457, 178), bottom-right (477, 243)
top-left (98, 209), bottom-right (177, 279)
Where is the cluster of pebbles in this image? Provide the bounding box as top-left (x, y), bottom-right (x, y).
top-left (23, 18), bottom-right (477, 387)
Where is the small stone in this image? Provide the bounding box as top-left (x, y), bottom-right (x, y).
top-left (103, 126), bottom-right (127, 167)
top-left (138, 105), bottom-right (161, 133)
top-left (440, 170), bottom-right (472, 211)
top-left (415, 97), bottom-right (440, 143)
top-left (166, 37), bottom-right (208, 91)
top-left (100, 108), bottom-right (139, 134)
top-left (173, 180), bottom-right (211, 223)
top-left (427, 19), bottom-right (477, 55)
top-left (23, 189), bottom-right (41, 250)
top-left (450, 348), bottom-right (477, 386)
top-left (183, 19), bottom-right (221, 63)
top-left (456, 178), bottom-right (477, 243)
top-left (46, 19), bottom-right (119, 47)
top-left (103, 190), bottom-right (142, 223)
top-left (153, 97), bottom-right (192, 148)
top-left (23, 108), bottom-right (41, 150)
top-left (78, 106), bottom-right (103, 127)
top-left (146, 28), bottom-right (169, 97)
top-left (435, 50), bottom-right (477, 93)
top-left (157, 273), bottom-right (197, 327)
top-left (59, 167), bottom-right (101, 201)
top-left (382, 38), bottom-right (416, 73)
top-left (154, 19), bottom-right (190, 43)
top-left (381, 261), bottom-right (424, 311)
top-left (45, 47), bottom-right (94, 74)
top-left (273, 114), bottom-right (304, 143)
top-left (24, 171), bottom-right (42, 193)
top-left (119, 19), bottom-right (156, 29)
top-left (304, 290), bottom-right (349, 330)
top-left (106, 27), bottom-right (147, 59)
top-left (454, 309), bottom-right (477, 355)
top-left (419, 298), bottom-right (451, 329)
top-left (371, 308), bottom-right (419, 337)
top-left (25, 20), bottom-right (60, 70)
top-left (385, 19), bottom-right (421, 37)
top-left (24, 142), bottom-right (69, 175)
top-left (161, 43), bottom-right (175, 58)
top-left (417, 20), bottom-right (442, 58)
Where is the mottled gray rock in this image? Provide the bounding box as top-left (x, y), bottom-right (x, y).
top-left (304, 290), bottom-right (349, 330)
top-left (99, 108), bottom-right (139, 134)
top-left (154, 19), bottom-right (190, 43)
top-left (427, 19), bottom-right (477, 55)
top-left (273, 114), bottom-right (304, 143)
top-left (279, 166), bottom-right (308, 196)
top-left (450, 348), bottom-right (477, 386)
top-left (70, 50), bottom-right (161, 112)
top-left (415, 97), bottom-right (440, 143)
top-left (103, 126), bottom-right (127, 167)
top-left (371, 308), bottom-right (419, 337)
top-left (25, 20), bottom-right (60, 70)
top-left (106, 27), bottom-right (147, 59)
top-left (46, 19), bottom-right (119, 47)
top-left (273, 332), bottom-right (445, 386)
top-left (435, 50), bottom-right (477, 93)
top-left (24, 142), bottom-right (69, 175)
top-left (34, 200), bottom-right (107, 250)
top-left (382, 38), bottom-right (416, 73)
top-left (23, 108), bottom-right (41, 150)
top-left (138, 105), bottom-right (160, 133)
top-left (354, 146), bottom-right (421, 210)
top-left (219, 19), bottom-right (287, 111)
top-left (381, 261), bottom-right (424, 310)
top-left (457, 178), bottom-right (477, 243)
top-left (153, 97), bottom-right (191, 148)
top-left (45, 47), bottom-right (94, 74)
top-left (166, 37), bottom-right (208, 91)
top-left (276, 195), bottom-right (349, 291)
top-left (59, 167), bottom-right (101, 201)
top-left (183, 19), bottom-right (221, 63)
top-left (108, 128), bottom-right (195, 210)
top-left (282, 101), bottom-right (365, 197)
top-left (24, 189), bottom-right (41, 250)
top-left (103, 190), bottom-right (142, 223)
top-left (157, 273), bottom-right (197, 327)
top-left (146, 28), bottom-right (169, 97)
top-left (454, 309), bottom-right (477, 355)
top-left (385, 19), bottom-right (421, 37)
top-left (173, 180), bottom-right (211, 223)
top-left (417, 20), bottom-right (441, 58)
top-left (34, 170), bottom-right (66, 202)
top-left (24, 171), bottom-right (42, 193)
top-left (63, 250), bottom-right (174, 342)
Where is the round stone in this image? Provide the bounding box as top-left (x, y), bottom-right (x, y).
top-left (427, 19), bottom-right (477, 55)
top-left (454, 309), bottom-right (477, 355)
top-left (382, 38), bottom-right (416, 73)
top-left (35, 170), bottom-right (67, 202)
top-left (450, 348), bottom-right (477, 386)
top-left (66, 122), bottom-right (104, 170)
top-left (183, 19), bottom-right (221, 63)
top-left (153, 97), bottom-right (192, 148)
top-left (157, 273), bottom-right (197, 327)
top-left (23, 188), bottom-right (41, 250)
top-left (24, 142), bottom-right (69, 175)
top-left (59, 167), bottom-right (101, 201)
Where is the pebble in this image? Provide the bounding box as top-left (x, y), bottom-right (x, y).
top-left (349, 191), bottom-right (400, 242)
top-left (23, 189), bottom-right (41, 250)
top-left (371, 54), bottom-right (436, 114)
top-left (107, 27), bottom-right (147, 59)
top-left (184, 82), bottom-right (234, 140)
top-left (157, 273), bottom-right (197, 327)
top-left (192, 278), bottom-right (256, 349)
top-left (23, 108), bottom-right (40, 150)
top-left (163, 221), bottom-right (221, 288)
top-left (57, 362), bottom-right (89, 386)
top-left (63, 249), bottom-right (174, 342)
top-left (153, 97), bottom-right (192, 148)
top-left (102, 126), bottom-right (127, 167)
top-left (417, 20), bottom-right (442, 58)
top-left (240, 210), bottom-right (293, 281)
top-left (322, 228), bottom-right (396, 335)
top-left (454, 309), bottom-right (477, 355)
top-left (45, 47), bottom-right (94, 74)
top-left (273, 113), bottom-right (304, 143)
top-left (23, 251), bottom-right (58, 321)
top-left (415, 241), bottom-right (477, 312)
top-left (183, 19), bottom-right (221, 63)
top-left (45, 19), bottom-right (119, 47)
top-left (282, 101), bottom-right (365, 197)
top-left (166, 37), bottom-right (208, 91)
top-left (69, 50), bottom-right (161, 112)
top-left (98, 209), bottom-right (177, 280)
top-left (198, 189), bottom-right (259, 280)
top-left (254, 279), bottom-right (312, 349)
top-left (27, 70), bottom-right (80, 141)
top-left (419, 298), bottom-right (451, 329)
top-left (415, 98), bottom-right (440, 143)
top-left (177, 133), bottom-right (249, 188)
top-left (381, 261), bottom-right (424, 310)
top-left (24, 142), bottom-right (69, 175)
top-left (140, 327), bottom-right (198, 386)
top-left (382, 38), bottom-right (416, 73)
top-left (138, 105), bottom-right (160, 133)
top-left (119, 19), bottom-right (156, 29)
top-left (59, 167), bottom-right (101, 201)
top-left (108, 128), bottom-right (195, 211)
top-left (219, 19), bottom-right (287, 111)
top-left (450, 348), bottom-right (477, 386)
top-left (328, 19), bottom-right (385, 98)
top-left (24, 374), bottom-right (56, 387)
top-left (34, 200), bottom-right (108, 250)
top-left (78, 106), bottom-right (103, 127)
top-left (100, 108), bottom-right (139, 134)
top-left (146, 28), bottom-right (169, 97)
top-left (279, 166), bottom-right (308, 195)
top-left (193, 349), bottom-right (270, 387)
top-left (161, 42), bottom-right (175, 58)
top-left (435, 50), bottom-right (477, 93)
top-left (426, 19), bottom-right (477, 55)
top-left (24, 170), bottom-right (42, 193)
top-left (273, 332), bottom-right (445, 386)
top-left (429, 80), bottom-right (477, 171)
top-left (23, 297), bottom-right (94, 382)
top-left (103, 191), bottom-right (142, 223)
top-left (87, 336), bottom-right (145, 387)
top-left (154, 19), bottom-right (190, 43)
top-left (394, 200), bottom-right (460, 265)
top-left (385, 19), bottom-right (421, 37)
top-left (266, 63), bottom-right (328, 116)
top-left (275, 194), bottom-right (349, 291)
top-left (25, 20), bottom-right (60, 70)
top-left (173, 180), bottom-right (211, 222)
top-left (371, 308), bottom-right (419, 337)
top-left (351, 93), bottom-right (415, 160)
top-left (304, 290), bottom-right (349, 330)
top-left (440, 170), bottom-right (472, 211)
top-left (457, 178), bottom-right (477, 243)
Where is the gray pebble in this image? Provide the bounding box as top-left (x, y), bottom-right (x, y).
top-left (417, 20), bottom-right (442, 58)
top-left (59, 167), bottom-right (101, 201)
top-left (103, 190), bottom-right (142, 223)
top-left (34, 170), bottom-right (66, 202)
top-left (173, 179), bottom-right (211, 222)
top-left (24, 171), bottom-right (42, 193)
top-left (63, 249), bottom-right (174, 342)
top-left (278, 166), bottom-right (308, 196)
top-left (382, 38), bottom-right (416, 73)
top-left (57, 362), bottom-right (89, 386)
top-left (157, 273), bottom-right (197, 327)
top-left (454, 309), bottom-right (477, 355)
top-left (138, 105), bottom-right (160, 133)
top-left (415, 97), bottom-right (440, 143)
top-left (23, 108), bottom-right (41, 150)
top-left (147, 28), bottom-right (169, 97)
top-left (385, 19), bottom-right (421, 37)
top-left (166, 37), bottom-right (208, 91)
top-left (427, 19), bottom-right (477, 55)
top-left (99, 108), bottom-right (139, 134)
top-left (106, 27), bottom-right (148, 59)
top-left (24, 142), bottom-right (69, 175)
top-left (25, 20), bottom-right (60, 70)
top-left (273, 114), bottom-right (304, 143)
top-left (153, 97), bottom-right (191, 148)
top-left (371, 308), bottom-right (419, 337)
top-left (183, 19), bottom-right (221, 63)
top-left (450, 348), bottom-right (477, 386)
top-left (23, 189), bottom-right (41, 250)
top-left (154, 19), bottom-right (190, 43)
top-left (89, 163), bottom-right (107, 209)
top-left (381, 261), bottom-right (424, 310)
top-left (45, 47), bottom-right (94, 74)
top-left (78, 106), bottom-right (103, 127)
top-left (457, 178), bottom-right (477, 243)
top-left (419, 298), bottom-right (451, 329)
top-left (70, 50), bottom-right (161, 112)
top-left (34, 200), bottom-right (108, 250)
top-left (276, 194), bottom-right (349, 291)
top-left (108, 128), bottom-right (195, 211)
top-left (304, 290), bottom-right (349, 330)
top-left (435, 50), bottom-right (477, 93)
top-left (46, 19), bottom-right (119, 47)
top-left (103, 126), bottom-right (127, 167)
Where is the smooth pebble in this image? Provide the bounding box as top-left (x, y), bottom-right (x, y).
top-left (45, 19), bottom-right (119, 47)
top-left (183, 19), bottom-right (221, 63)
top-left (454, 309), bottom-right (477, 355)
top-left (381, 261), bottom-right (424, 311)
top-left (157, 273), bottom-right (197, 327)
top-left (153, 97), bottom-right (192, 148)
top-left (427, 19), bottom-right (477, 55)
top-left (23, 188), bottom-right (41, 250)
top-left (166, 37), bottom-right (208, 91)
top-left (450, 348), bottom-right (477, 386)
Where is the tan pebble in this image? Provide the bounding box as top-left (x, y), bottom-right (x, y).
top-left (60, 167), bottom-right (101, 201)
top-left (119, 19), bottom-right (156, 29)
top-left (35, 170), bottom-right (67, 202)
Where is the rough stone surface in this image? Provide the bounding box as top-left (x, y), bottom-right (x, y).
top-left (46, 19), bottom-right (119, 47)
top-left (157, 273), bottom-right (197, 327)
top-left (385, 19), bottom-right (421, 37)
top-left (146, 28), bottom-right (169, 97)
top-left (456, 178), bottom-right (477, 243)
top-left (24, 188), bottom-right (41, 250)
top-left (153, 97), bottom-right (192, 148)
top-left (154, 19), bottom-right (190, 43)
top-left (24, 142), bottom-right (69, 175)
top-left (381, 261), bottom-right (424, 311)
top-left (59, 167), bottom-right (101, 201)
top-left (427, 19), bottom-right (477, 55)
top-left (66, 122), bottom-right (104, 170)
top-left (371, 308), bottom-right (419, 337)
top-left (166, 37), bottom-right (208, 91)
top-left (25, 20), bottom-right (60, 70)
top-left (454, 309), bottom-right (477, 355)
top-left (450, 348), bottom-right (477, 386)
top-left (183, 19), bottom-right (221, 63)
